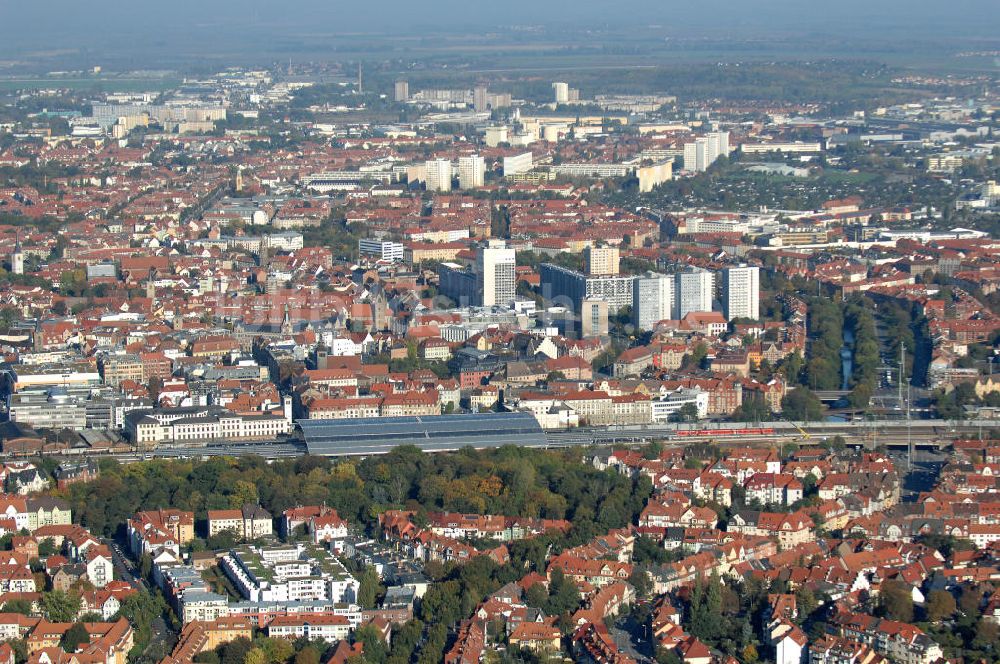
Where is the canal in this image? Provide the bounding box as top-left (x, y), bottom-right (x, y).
top-left (840, 327), bottom-right (854, 391)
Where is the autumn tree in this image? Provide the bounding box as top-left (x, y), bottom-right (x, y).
top-left (924, 590), bottom-right (957, 622)
top-left (879, 579), bottom-right (914, 623)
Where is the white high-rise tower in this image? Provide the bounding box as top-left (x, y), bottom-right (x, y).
top-left (722, 265), bottom-right (760, 321)
top-left (673, 269), bottom-right (714, 319)
top-left (458, 155), bottom-right (486, 190)
top-left (477, 240), bottom-right (516, 308)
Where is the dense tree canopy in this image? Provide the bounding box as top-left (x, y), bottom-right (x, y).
top-left (63, 449), bottom-right (649, 546)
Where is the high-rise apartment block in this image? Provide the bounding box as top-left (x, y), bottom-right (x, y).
top-left (540, 263), bottom-right (634, 314)
top-left (632, 272), bottom-right (674, 331)
top-left (477, 240), bottom-right (516, 308)
top-left (552, 82), bottom-right (570, 104)
top-left (424, 159), bottom-right (453, 192)
top-left (473, 85), bottom-right (489, 112)
top-left (458, 155), bottom-right (486, 189)
top-left (584, 245), bottom-right (620, 276)
top-left (394, 80), bottom-right (409, 102)
top-left (721, 265), bottom-right (760, 321)
top-left (683, 131), bottom-right (730, 173)
top-left (673, 268), bottom-right (714, 319)
top-left (581, 298), bottom-right (610, 338)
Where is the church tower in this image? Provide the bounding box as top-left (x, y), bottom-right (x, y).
top-left (11, 232), bottom-right (24, 275)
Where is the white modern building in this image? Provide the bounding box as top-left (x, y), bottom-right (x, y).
top-left (221, 544), bottom-right (360, 604)
top-left (650, 388), bottom-right (709, 422)
top-left (485, 126), bottom-right (509, 147)
top-left (552, 82), bottom-right (570, 104)
top-left (357, 239), bottom-right (404, 262)
top-left (633, 272), bottom-right (674, 331)
top-left (683, 131), bottom-right (730, 172)
top-left (503, 152), bottom-right (534, 176)
top-left (477, 240), bottom-right (516, 308)
top-left (721, 265), bottom-right (760, 321)
top-left (674, 269), bottom-right (714, 319)
top-left (458, 155), bottom-right (486, 189)
top-left (424, 159), bottom-right (453, 192)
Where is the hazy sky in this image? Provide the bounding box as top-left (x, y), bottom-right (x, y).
top-left (2, 0), bottom-right (999, 60)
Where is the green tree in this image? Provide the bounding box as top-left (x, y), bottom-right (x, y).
top-left (733, 395), bottom-right (772, 422)
top-left (781, 388), bottom-right (824, 421)
top-left (386, 619), bottom-right (423, 664)
top-left (2, 599), bottom-right (33, 615)
top-left (544, 567), bottom-right (581, 616)
top-left (61, 623), bottom-right (90, 653)
top-left (221, 638), bottom-right (253, 664)
top-left (524, 583), bottom-right (548, 609)
top-left (139, 554), bottom-right (153, 580)
top-left (41, 590), bottom-right (81, 622)
top-left (206, 530), bottom-right (240, 551)
top-left (357, 565), bottom-right (381, 610)
top-left (629, 567), bottom-right (652, 598)
top-left (417, 623), bottom-right (448, 664)
top-left (795, 586), bottom-right (818, 622)
top-left (116, 590), bottom-right (166, 653)
top-left (4, 639), bottom-right (26, 664)
top-left (229, 480), bottom-right (259, 509)
top-left (354, 624), bottom-right (388, 663)
top-left (655, 646), bottom-right (683, 664)
top-left (38, 538), bottom-right (58, 557)
top-left (258, 637), bottom-right (294, 664)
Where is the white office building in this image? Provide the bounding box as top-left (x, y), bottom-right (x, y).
top-left (683, 131), bottom-right (730, 173)
top-left (503, 152), bottom-right (534, 176)
top-left (633, 273), bottom-right (674, 331)
top-left (552, 82), bottom-right (570, 104)
top-left (477, 240), bottom-right (516, 308)
top-left (674, 269), bottom-right (714, 319)
top-left (424, 159), bottom-right (453, 192)
top-left (650, 388), bottom-right (709, 422)
top-left (394, 80), bottom-right (409, 102)
top-left (485, 126), bottom-right (509, 147)
top-left (721, 265), bottom-right (760, 321)
top-left (357, 239), bottom-right (404, 262)
top-left (458, 155), bottom-right (486, 189)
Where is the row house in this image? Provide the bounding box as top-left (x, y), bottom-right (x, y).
top-left (206, 504), bottom-right (273, 541)
top-left (728, 510), bottom-right (815, 550)
top-left (830, 612), bottom-right (943, 664)
top-left (280, 506), bottom-right (343, 538)
top-left (639, 501), bottom-right (718, 530)
top-left (744, 473), bottom-right (804, 507)
top-left (128, 509), bottom-right (195, 558)
top-left (547, 553), bottom-right (633, 588)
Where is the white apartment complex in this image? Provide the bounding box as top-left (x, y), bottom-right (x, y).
top-left (458, 155), bottom-right (486, 189)
top-left (477, 240), bottom-right (516, 308)
top-left (674, 269), bottom-right (714, 319)
top-left (722, 265), bottom-right (761, 321)
top-left (424, 159), bottom-right (453, 192)
top-left (633, 273), bottom-right (674, 331)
